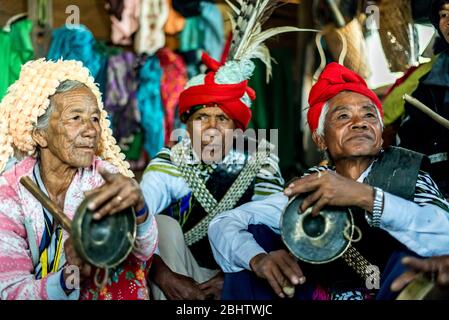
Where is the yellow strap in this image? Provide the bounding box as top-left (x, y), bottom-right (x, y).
top-left (40, 249), bottom-right (48, 278)
top-left (51, 230), bottom-right (64, 273)
top-left (40, 229), bottom-right (64, 277)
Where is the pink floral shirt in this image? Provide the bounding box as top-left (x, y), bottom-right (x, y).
top-left (0, 156), bottom-right (158, 300)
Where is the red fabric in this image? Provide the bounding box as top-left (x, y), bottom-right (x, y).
top-left (307, 63), bottom-right (383, 132)
top-left (178, 52), bottom-right (254, 130)
top-left (158, 48), bottom-right (188, 145)
top-left (383, 66), bottom-right (419, 99)
top-left (80, 255), bottom-right (152, 300)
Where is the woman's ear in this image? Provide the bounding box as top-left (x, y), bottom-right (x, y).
top-left (31, 128), bottom-right (48, 148)
top-left (312, 131), bottom-right (327, 151)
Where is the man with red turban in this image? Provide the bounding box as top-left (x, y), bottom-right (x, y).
top-left (139, 51), bottom-right (285, 300)
top-left (208, 62), bottom-right (449, 300)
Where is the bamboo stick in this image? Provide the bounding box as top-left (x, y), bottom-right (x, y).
top-left (20, 176), bottom-right (72, 232)
top-left (403, 94), bottom-right (449, 130)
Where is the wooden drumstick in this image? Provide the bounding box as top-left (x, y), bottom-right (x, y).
top-left (403, 94), bottom-right (449, 130)
top-left (20, 176), bottom-right (72, 232)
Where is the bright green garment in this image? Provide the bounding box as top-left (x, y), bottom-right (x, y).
top-left (0, 19), bottom-right (34, 100)
top-left (382, 59), bottom-right (435, 126)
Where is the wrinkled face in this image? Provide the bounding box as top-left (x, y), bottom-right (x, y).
top-left (314, 91), bottom-right (383, 161)
top-left (186, 106), bottom-right (236, 163)
top-left (39, 86), bottom-right (101, 168)
top-left (439, 4), bottom-right (449, 44)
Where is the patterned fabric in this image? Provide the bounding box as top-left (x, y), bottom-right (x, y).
top-left (80, 255), bottom-right (152, 300)
top-left (144, 139), bottom-right (284, 227)
top-left (178, 2), bottom-right (224, 62)
top-left (303, 163), bottom-right (449, 300)
top-left (32, 163), bottom-right (64, 280)
top-left (105, 51), bottom-right (140, 149)
top-left (106, 0), bottom-right (140, 46)
top-left (157, 48), bottom-right (188, 145)
top-left (0, 157), bottom-right (158, 300)
top-left (306, 165), bottom-right (449, 211)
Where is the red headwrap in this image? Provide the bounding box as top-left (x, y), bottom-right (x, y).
top-left (307, 62), bottom-right (383, 132)
top-left (178, 52), bottom-right (256, 130)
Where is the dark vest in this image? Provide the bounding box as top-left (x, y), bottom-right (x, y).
top-left (163, 149), bottom-right (256, 269)
top-left (302, 147), bottom-right (428, 290)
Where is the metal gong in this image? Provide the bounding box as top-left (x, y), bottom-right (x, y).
top-left (71, 195), bottom-right (137, 269)
top-left (281, 194), bottom-right (355, 264)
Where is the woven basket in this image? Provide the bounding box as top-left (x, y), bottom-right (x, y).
top-left (323, 15), bottom-right (371, 79)
top-left (378, 0), bottom-right (418, 72)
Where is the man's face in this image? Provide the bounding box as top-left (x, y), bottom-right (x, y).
top-left (42, 86), bottom-right (101, 168)
top-left (439, 4), bottom-right (449, 44)
top-left (186, 106), bottom-right (236, 163)
top-left (315, 91), bottom-right (383, 162)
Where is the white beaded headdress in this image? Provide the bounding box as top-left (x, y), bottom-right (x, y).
top-left (0, 59), bottom-right (133, 177)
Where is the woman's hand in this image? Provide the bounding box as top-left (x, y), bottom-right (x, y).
top-left (84, 168), bottom-right (147, 223)
top-left (63, 237), bottom-right (92, 285)
top-left (284, 171), bottom-right (375, 216)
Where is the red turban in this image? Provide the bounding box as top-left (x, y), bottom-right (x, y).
top-left (179, 53), bottom-right (255, 130)
top-left (307, 62), bottom-right (383, 132)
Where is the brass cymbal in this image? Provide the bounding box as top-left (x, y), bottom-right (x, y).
top-left (281, 194), bottom-right (354, 264)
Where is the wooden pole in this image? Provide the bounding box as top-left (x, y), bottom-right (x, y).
top-left (403, 94), bottom-right (449, 130)
top-left (20, 176), bottom-right (72, 232)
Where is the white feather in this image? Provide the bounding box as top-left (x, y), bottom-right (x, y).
top-left (227, 0), bottom-right (319, 81)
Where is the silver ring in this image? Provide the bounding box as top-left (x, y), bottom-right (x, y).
top-left (116, 195), bottom-right (123, 202)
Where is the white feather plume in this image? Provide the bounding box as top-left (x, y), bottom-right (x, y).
top-left (225, 0), bottom-right (319, 82)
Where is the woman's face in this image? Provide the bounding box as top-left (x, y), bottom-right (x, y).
top-left (439, 4), bottom-right (449, 44)
top-left (41, 86), bottom-right (101, 168)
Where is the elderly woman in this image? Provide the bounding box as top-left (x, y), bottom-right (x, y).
top-left (207, 63), bottom-right (449, 300)
top-left (0, 59), bottom-right (158, 300)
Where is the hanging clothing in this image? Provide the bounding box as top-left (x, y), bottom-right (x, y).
top-left (47, 25), bottom-right (104, 79)
top-left (134, 0), bottom-right (169, 55)
top-left (0, 19), bottom-right (34, 100)
top-left (157, 48), bottom-right (188, 145)
top-left (179, 2), bottom-right (225, 77)
top-left (105, 0), bottom-right (125, 20)
top-left (173, 0), bottom-right (202, 17)
top-left (105, 51), bottom-right (141, 151)
top-left (106, 0), bottom-right (140, 45)
top-left (137, 55), bottom-right (164, 158)
top-left (94, 42), bottom-right (122, 102)
top-left (164, 0), bottom-right (186, 35)
top-left (179, 2), bottom-right (224, 61)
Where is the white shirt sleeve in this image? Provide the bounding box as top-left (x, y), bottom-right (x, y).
top-left (381, 192), bottom-right (449, 257)
top-left (140, 170), bottom-right (190, 216)
top-left (208, 192), bottom-right (289, 273)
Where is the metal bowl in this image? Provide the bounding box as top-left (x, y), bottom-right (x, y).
top-left (281, 194), bottom-right (354, 264)
top-left (71, 196), bottom-right (136, 269)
